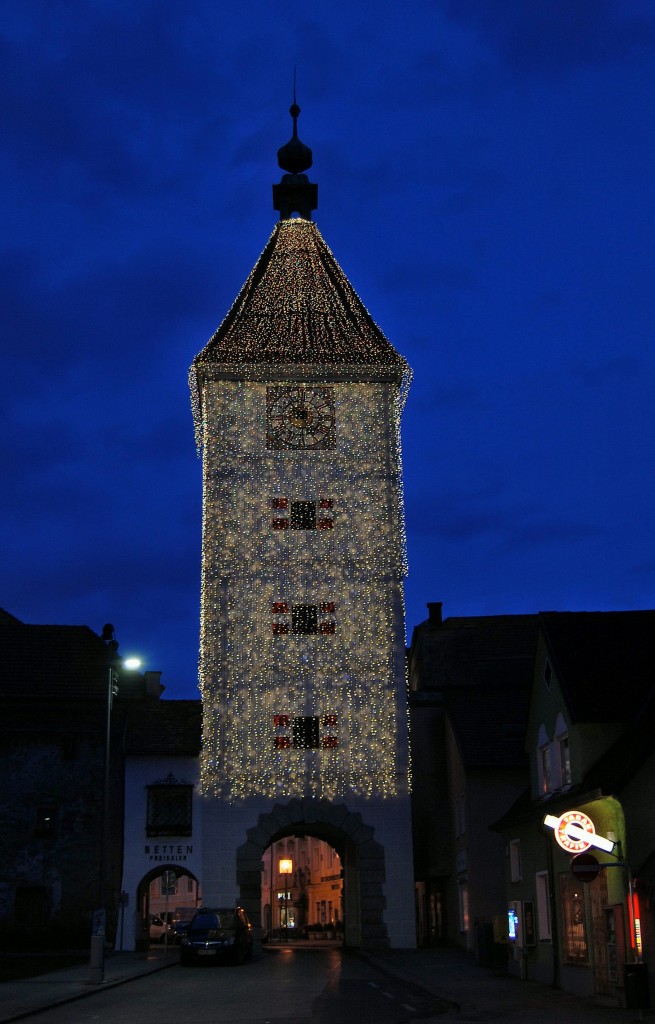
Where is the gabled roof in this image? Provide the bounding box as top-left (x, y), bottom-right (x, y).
top-left (540, 610), bottom-right (655, 723)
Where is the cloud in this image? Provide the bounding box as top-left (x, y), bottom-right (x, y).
top-left (442, 0), bottom-right (655, 76)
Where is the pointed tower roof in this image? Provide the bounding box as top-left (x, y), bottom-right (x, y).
top-left (190, 104), bottom-right (411, 444)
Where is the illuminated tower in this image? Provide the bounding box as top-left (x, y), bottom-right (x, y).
top-left (190, 103), bottom-right (415, 948)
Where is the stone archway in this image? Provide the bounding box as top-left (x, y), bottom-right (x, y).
top-left (236, 798), bottom-right (387, 951)
top-left (133, 865), bottom-right (200, 951)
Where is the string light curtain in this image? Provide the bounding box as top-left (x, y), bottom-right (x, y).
top-left (190, 219), bottom-right (412, 801)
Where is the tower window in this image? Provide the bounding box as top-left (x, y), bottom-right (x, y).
top-left (293, 605), bottom-right (318, 634)
top-left (271, 497), bottom-right (333, 530)
top-left (272, 602), bottom-right (335, 635)
top-left (291, 501), bottom-right (317, 530)
top-left (273, 714), bottom-right (338, 750)
top-left (292, 716), bottom-right (320, 748)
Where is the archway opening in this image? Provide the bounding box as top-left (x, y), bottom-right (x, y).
top-left (262, 835), bottom-right (343, 944)
top-left (134, 866), bottom-right (201, 950)
top-left (235, 799), bottom-right (388, 952)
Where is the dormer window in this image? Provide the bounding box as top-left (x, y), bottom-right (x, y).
top-left (559, 735), bottom-right (572, 787)
top-left (540, 744), bottom-right (552, 795)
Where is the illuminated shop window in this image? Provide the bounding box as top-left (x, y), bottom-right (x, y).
top-left (560, 873), bottom-right (588, 962)
top-left (273, 714), bottom-right (338, 750)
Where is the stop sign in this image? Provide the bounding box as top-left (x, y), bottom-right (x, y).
top-left (571, 852), bottom-right (601, 882)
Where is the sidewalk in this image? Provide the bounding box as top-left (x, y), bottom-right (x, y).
top-left (0, 947), bottom-right (179, 1023)
top-left (360, 947), bottom-right (654, 1024)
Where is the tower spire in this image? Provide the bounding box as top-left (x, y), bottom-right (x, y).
top-left (273, 82), bottom-right (318, 220)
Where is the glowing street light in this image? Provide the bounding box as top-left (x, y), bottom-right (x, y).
top-left (279, 858), bottom-right (293, 942)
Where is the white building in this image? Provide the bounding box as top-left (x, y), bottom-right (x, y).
top-left (118, 698), bottom-right (202, 950)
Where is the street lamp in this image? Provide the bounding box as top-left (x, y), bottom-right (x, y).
top-left (89, 628), bottom-right (141, 984)
top-left (279, 857), bottom-right (293, 943)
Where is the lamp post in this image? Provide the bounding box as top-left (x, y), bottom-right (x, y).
top-left (279, 857), bottom-right (293, 943)
top-left (89, 628), bottom-right (140, 984)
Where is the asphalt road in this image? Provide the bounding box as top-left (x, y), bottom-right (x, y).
top-left (15, 947), bottom-right (447, 1024)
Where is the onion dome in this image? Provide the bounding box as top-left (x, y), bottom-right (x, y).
top-left (273, 101), bottom-right (318, 220)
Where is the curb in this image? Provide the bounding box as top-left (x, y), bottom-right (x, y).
top-left (0, 956), bottom-right (178, 1024)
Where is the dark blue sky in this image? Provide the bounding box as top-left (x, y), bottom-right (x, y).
top-left (2, 1), bottom-right (654, 698)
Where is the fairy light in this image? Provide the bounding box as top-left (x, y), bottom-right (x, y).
top-left (191, 218), bottom-right (412, 801)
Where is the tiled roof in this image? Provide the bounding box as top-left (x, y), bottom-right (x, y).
top-left (124, 699), bottom-right (202, 756)
top-left (540, 610), bottom-right (655, 722)
top-left (410, 614), bottom-right (539, 690)
top-left (0, 618), bottom-right (109, 702)
top-left (410, 614), bottom-right (539, 768)
top-left (191, 219), bottom-right (408, 376)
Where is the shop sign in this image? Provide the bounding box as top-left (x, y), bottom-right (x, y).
top-left (144, 844), bottom-right (193, 862)
top-left (543, 811), bottom-right (614, 854)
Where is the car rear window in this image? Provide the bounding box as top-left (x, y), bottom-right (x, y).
top-left (193, 910), bottom-right (236, 930)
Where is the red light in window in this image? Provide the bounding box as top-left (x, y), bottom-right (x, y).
top-left (320, 602), bottom-right (335, 613)
top-left (272, 623), bottom-right (290, 635)
top-left (319, 622), bottom-right (336, 634)
top-left (272, 497), bottom-right (289, 509)
top-left (319, 499), bottom-right (333, 509)
top-left (272, 518), bottom-right (289, 530)
top-left (322, 714), bottom-right (338, 727)
top-left (274, 736), bottom-right (291, 749)
top-left (274, 714), bottom-right (290, 728)
top-left (316, 518), bottom-right (333, 530)
top-left (272, 602), bottom-right (289, 614)
top-left (321, 736), bottom-right (338, 748)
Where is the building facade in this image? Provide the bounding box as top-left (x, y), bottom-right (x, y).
top-left (118, 698), bottom-right (202, 950)
top-left (188, 104), bottom-right (415, 949)
top-left (408, 603), bottom-right (538, 955)
top-left (494, 610), bottom-right (655, 1007)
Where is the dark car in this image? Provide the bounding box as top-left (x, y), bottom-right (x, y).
top-left (180, 907), bottom-right (253, 965)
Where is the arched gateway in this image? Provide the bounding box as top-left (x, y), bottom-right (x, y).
top-left (236, 799), bottom-right (386, 949)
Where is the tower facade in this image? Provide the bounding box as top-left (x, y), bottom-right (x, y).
top-left (190, 106), bottom-right (415, 948)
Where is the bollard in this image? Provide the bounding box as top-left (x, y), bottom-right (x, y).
top-left (88, 934), bottom-right (105, 985)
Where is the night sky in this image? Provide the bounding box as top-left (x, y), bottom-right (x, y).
top-left (3, 2), bottom-right (654, 699)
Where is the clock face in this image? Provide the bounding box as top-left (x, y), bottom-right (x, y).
top-left (266, 386), bottom-right (336, 450)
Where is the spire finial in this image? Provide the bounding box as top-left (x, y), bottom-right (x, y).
top-left (273, 76), bottom-right (318, 220)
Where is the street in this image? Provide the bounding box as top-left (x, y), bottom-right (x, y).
top-left (15, 948), bottom-right (447, 1024)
